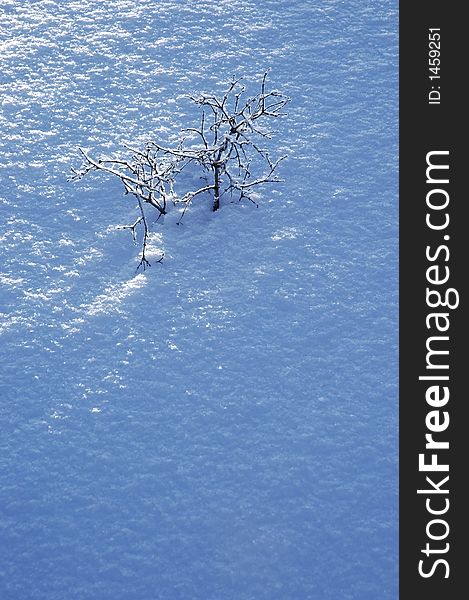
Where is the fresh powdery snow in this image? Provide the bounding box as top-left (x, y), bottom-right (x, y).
top-left (0, 1), bottom-right (398, 599)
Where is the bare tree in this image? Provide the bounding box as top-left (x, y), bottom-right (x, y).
top-left (70, 144), bottom-right (178, 269)
top-left (153, 71), bottom-right (290, 212)
top-left (71, 72), bottom-right (289, 269)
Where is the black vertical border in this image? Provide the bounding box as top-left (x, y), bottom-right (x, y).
top-left (400, 3), bottom-right (466, 598)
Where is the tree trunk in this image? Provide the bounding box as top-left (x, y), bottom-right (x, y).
top-left (213, 163), bottom-right (220, 211)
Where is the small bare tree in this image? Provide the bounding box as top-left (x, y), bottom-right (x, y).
top-left (70, 144), bottom-right (178, 269)
top-left (153, 71), bottom-right (289, 212)
top-left (71, 72), bottom-right (289, 269)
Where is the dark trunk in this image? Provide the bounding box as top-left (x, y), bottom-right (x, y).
top-left (213, 163), bottom-right (220, 211)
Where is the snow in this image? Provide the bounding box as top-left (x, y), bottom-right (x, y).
top-left (1, 1), bottom-right (398, 599)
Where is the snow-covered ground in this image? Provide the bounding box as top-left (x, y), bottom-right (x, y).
top-left (1, 1), bottom-right (398, 598)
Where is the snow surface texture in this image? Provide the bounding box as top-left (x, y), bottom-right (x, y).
top-left (0, 1), bottom-right (398, 599)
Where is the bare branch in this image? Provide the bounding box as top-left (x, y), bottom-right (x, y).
top-left (117, 216), bottom-right (143, 243)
